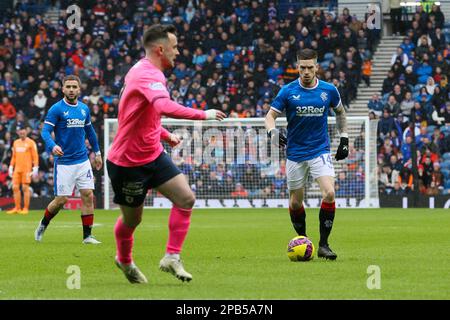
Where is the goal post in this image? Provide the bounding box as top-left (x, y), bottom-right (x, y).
top-left (104, 117), bottom-right (379, 209)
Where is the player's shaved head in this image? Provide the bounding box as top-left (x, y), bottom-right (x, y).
top-left (143, 24), bottom-right (177, 48)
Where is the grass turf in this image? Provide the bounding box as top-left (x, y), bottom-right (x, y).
top-left (0, 208), bottom-right (449, 300)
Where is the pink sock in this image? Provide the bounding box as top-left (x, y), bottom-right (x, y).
top-left (166, 206), bottom-right (192, 254)
top-left (114, 217), bottom-right (135, 264)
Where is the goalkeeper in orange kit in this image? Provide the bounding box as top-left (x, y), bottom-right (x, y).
top-left (7, 124), bottom-right (39, 215)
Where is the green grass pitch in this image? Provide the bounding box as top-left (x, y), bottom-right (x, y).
top-left (0, 208), bottom-right (449, 300)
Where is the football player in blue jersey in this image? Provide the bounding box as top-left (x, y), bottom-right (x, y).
top-left (265, 49), bottom-right (349, 260)
top-left (35, 75), bottom-right (103, 244)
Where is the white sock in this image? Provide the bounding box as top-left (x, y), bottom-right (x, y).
top-left (165, 253), bottom-right (180, 260)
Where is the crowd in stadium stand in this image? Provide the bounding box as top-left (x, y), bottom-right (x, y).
top-left (2, 0), bottom-right (447, 202)
top-left (372, 4), bottom-right (450, 196)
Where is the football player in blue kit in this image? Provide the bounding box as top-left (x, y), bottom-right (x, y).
top-left (35, 75), bottom-right (103, 244)
top-left (265, 49), bottom-right (349, 260)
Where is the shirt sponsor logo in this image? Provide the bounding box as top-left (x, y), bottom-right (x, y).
top-left (292, 94), bottom-right (301, 100)
top-left (66, 118), bottom-right (86, 127)
top-left (148, 82), bottom-right (166, 91)
top-left (295, 106), bottom-right (325, 117)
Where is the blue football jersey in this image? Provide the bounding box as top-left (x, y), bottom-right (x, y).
top-left (270, 79), bottom-right (341, 162)
top-left (43, 99), bottom-right (93, 165)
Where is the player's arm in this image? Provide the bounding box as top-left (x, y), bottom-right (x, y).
top-left (265, 109), bottom-right (286, 148)
top-left (41, 107), bottom-right (63, 156)
top-left (330, 85), bottom-right (349, 161)
top-left (30, 140), bottom-right (39, 177)
top-left (154, 97), bottom-right (225, 120)
top-left (140, 79), bottom-right (225, 120)
top-left (84, 110), bottom-right (102, 170)
top-left (265, 87), bottom-right (288, 148)
top-left (160, 127), bottom-right (181, 147)
top-left (334, 104), bottom-right (349, 161)
top-left (8, 141), bottom-right (16, 177)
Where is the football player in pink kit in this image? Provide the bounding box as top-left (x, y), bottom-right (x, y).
top-left (107, 24), bottom-right (226, 284)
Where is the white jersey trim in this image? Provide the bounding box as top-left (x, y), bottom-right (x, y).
top-left (44, 121), bottom-right (55, 126)
top-left (270, 106), bottom-right (282, 114)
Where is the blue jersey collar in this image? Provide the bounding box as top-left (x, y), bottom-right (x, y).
top-left (298, 78), bottom-right (319, 90)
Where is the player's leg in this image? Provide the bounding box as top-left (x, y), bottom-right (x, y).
top-left (35, 196), bottom-right (68, 241)
top-left (286, 159), bottom-right (309, 236)
top-left (20, 183), bottom-right (31, 214)
top-left (106, 160), bottom-right (148, 284)
top-left (7, 173), bottom-right (21, 214)
top-left (156, 173), bottom-right (194, 282)
top-left (79, 189), bottom-right (100, 244)
top-left (76, 160), bottom-right (101, 244)
top-left (20, 172), bottom-right (32, 214)
top-left (289, 188), bottom-right (307, 236)
top-left (310, 153), bottom-right (337, 260)
top-left (35, 162), bottom-right (73, 241)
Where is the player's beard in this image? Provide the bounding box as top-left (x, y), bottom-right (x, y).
top-left (64, 94), bottom-right (79, 105)
top-left (301, 76), bottom-right (316, 88)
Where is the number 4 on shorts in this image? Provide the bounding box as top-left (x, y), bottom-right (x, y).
top-left (86, 170), bottom-right (92, 179)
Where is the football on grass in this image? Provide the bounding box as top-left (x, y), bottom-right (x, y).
top-left (287, 236), bottom-right (315, 261)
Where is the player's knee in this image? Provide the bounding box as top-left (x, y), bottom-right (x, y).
top-left (56, 197), bottom-right (68, 207)
top-left (289, 200), bottom-right (303, 211)
top-left (12, 185), bottom-right (20, 193)
top-left (81, 191), bottom-right (94, 204)
top-left (177, 193), bottom-right (196, 209)
top-left (323, 189), bottom-right (335, 202)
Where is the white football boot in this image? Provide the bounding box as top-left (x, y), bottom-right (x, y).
top-left (115, 257), bottom-right (148, 284)
top-left (159, 254), bottom-right (192, 282)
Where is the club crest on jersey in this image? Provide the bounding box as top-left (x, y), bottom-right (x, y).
top-left (81, 109), bottom-right (86, 117)
top-left (320, 92), bottom-right (328, 102)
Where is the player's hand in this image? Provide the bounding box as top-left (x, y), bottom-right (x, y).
top-left (205, 109), bottom-right (227, 121)
top-left (335, 137), bottom-right (349, 161)
top-left (268, 128), bottom-right (287, 148)
top-left (52, 145), bottom-right (64, 156)
top-left (94, 155), bottom-right (103, 170)
top-left (167, 133), bottom-right (181, 147)
top-left (8, 166), bottom-right (13, 178)
top-left (29, 166), bottom-right (39, 178)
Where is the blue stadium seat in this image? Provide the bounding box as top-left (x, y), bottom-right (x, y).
top-left (442, 153), bottom-right (450, 161)
top-left (445, 180), bottom-right (450, 189)
top-left (444, 189), bottom-right (450, 195)
top-left (441, 161), bottom-right (450, 170)
top-left (441, 169), bottom-right (450, 179)
top-left (324, 52), bottom-right (334, 61)
top-left (427, 125), bottom-right (436, 133)
top-left (320, 61), bottom-right (330, 69)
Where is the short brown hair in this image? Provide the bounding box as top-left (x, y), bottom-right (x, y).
top-left (63, 75), bottom-right (81, 86)
top-left (142, 24), bottom-right (177, 48)
top-left (297, 49), bottom-right (318, 61)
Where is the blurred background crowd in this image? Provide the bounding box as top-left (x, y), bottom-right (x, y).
top-left (0, 0), bottom-right (448, 202)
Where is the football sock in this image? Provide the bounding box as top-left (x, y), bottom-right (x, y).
top-left (81, 214), bottom-right (94, 239)
top-left (41, 207), bottom-right (59, 226)
top-left (319, 201), bottom-right (335, 247)
top-left (13, 185), bottom-right (21, 209)
top-left (166, 206), bottom-right (192, 254)
top-left (289, 206), bottom-right (306, 236)
top-left (23, 187), bottom-right (30, 210)
top-left (114, 217), bottom-right (135, 265)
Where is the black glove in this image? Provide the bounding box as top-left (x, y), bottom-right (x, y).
top-left (268, 128), bottom-right (287, 148)
top-left (335, 137), bottom-right (349, 161)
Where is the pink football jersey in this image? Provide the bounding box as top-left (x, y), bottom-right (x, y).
top-left (108, 58), bottom-right (205, 167)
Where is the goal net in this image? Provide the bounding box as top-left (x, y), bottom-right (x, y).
top-left (104, 117), bottom-right (379, 209)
